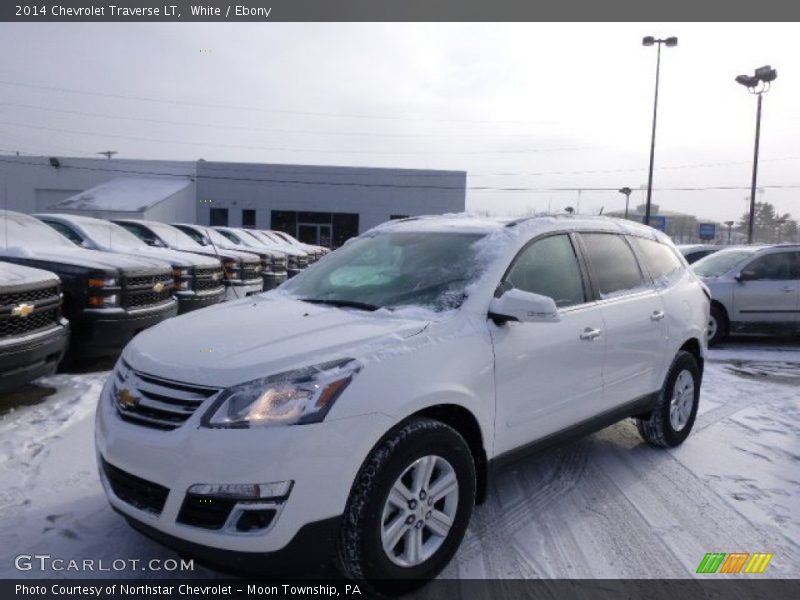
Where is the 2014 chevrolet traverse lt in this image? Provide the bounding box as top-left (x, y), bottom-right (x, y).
top-left (96, 215), bottom-right (709, 592)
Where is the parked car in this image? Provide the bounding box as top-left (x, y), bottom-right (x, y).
top-left (249, 230), bottom-right (309, 275)
top-left (692, 244), bottom-right (800, 344)
top-left (269, 229), bottom-right (329, 261)
top-left (96, 215), bottom-right (708, 592)
top-left (172, 223), bottom-right (287, 291)
top-left (677, 244), bottom-right (724, 264)
top-left (0, 211), bottom-right (177, 359)
top-left (35, 214), bottom-right (225, 314)
top-left (112, 219), bottom-right (263, 300)
top-left (0, 261), bottom-right (69, 391)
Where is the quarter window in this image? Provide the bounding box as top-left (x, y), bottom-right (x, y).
top-left (579, 233), bottom-right (644, 297)
top-left (630, 236), bottom-right (683, 281)
top-left (743, 252), bottom-right (800, 281)
top-left (504, 234), bottom-right (586, 307)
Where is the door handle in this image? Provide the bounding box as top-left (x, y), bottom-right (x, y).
top-left (782, 286), bottom-right (795, 292)
top-left (580, 327), bottom-right (602, 341)
top-left (650, 310), bottom-right (665, 321)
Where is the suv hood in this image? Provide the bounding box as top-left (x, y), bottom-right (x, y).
top-left (1, 245), bottom-right (172, 272)
top-left (124, 294), bottom-right (429, 387)
top-left (0, 261), bottom-right (59, 287)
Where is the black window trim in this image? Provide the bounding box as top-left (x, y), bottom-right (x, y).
top-left (496, 230), bottom-right (594, 312)
top-left (572, 230), bottom-right (655, 303)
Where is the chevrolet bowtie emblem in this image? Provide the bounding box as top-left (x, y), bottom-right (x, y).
top-left (11, 303), bottom-right (34, 318)
top-left (153, 282), bottom-right (165, 293)
top-left (116, 388), bottom-right (139, 409)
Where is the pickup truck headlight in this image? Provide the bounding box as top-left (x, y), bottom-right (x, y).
top-left (204, 359), bottom-right (360, 428)
top-left (173, 267), bottom-right (193, 291)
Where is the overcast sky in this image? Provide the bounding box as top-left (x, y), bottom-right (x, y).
top-left (1, 22), bottom-right (798, 223)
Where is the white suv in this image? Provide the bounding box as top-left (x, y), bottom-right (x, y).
top-left (95, 215), bottom-right (709, 592)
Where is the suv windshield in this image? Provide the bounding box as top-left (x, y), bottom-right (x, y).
top-left (1, 211), bottom-right (77, 249)
top-left (282, 231), bottom-right (486, 312)
top-left (692, 249), bottom-right (754, 277)
top-left (81, 220), bottom-right (146, 250)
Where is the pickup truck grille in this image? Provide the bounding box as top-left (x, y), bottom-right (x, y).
top-left (240, 263), bottom-right (261, 281)
top-left (0, 284), bottom-right (61, 339)
top-left (193, 266), bottom-right (224, 292)
top-left (111, 360), bottom-right (219, 430)
top-left (122, 273), bottom-right (174, 310)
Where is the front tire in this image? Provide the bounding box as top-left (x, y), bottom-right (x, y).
top-left (708, 304), bottom-right (728, 345)
top-left (637, 351), bottom-right (701, 448)
top-left (338, 417), bottom-right (475, 595)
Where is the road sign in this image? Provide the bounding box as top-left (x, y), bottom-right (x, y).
top-left (643, 215), bottom-right (667, 232)
top-left (699, 223), bottom-right (716, 240)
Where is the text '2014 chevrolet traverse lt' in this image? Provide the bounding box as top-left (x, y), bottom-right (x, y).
top-left (96, 215), bottom-right (709, 593)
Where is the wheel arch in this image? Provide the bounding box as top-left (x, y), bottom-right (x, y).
top-left (678, 337), bottom-right (705, 380)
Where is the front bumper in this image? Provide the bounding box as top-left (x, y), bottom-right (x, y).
top-left (224, 281), bottom-right (263, 301)
top-left (95, 375), bottom-right (392, 555)
top-left (73, 300), bottom-right (178, 358)
top-left (262, 272), bottom-right (288, 291)
top-left (176, 288), bottom-right (225, 314)
top-left (0, 319), bottom-right (69, 391)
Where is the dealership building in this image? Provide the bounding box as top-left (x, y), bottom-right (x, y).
top-left (0, 155), bottom-right (466, 247)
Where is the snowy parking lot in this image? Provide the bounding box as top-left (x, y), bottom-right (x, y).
top-left (0, 339), bottom-right (797, 580)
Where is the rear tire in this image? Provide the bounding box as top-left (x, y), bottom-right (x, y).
top-left (708, 304), bottom-right (728, 345)
top-left (637, 351), bottom-right (701, 448)
top-left (337, 417), bottom-right (475, 595)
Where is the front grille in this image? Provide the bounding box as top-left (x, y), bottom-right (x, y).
top-left (177, 494), bottom-right (236, 530)
top-left (0, 285), bottom-right (59, 306)
top-left (112, 360), bottom-right (219, 430)
top-left (240, 264), bottom-right (261, 281)
top-left (0, 284), bottom-right (61, 340)
top-left (193, 267), bottom-right (224, 292)
top-left (0, 308), bottom-right (59, 338)
top-left (122, 272), bottom-right (174, 309)
top-left (126, 273), bottom-right (172, 288)
top-left (101, 458), bottom-right (169, 515)
top-left (125, 290), bottom-right (173, 308)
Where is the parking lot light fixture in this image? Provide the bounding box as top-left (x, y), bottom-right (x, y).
top-left (642, 36), bottom-right (678, 226)
top-left (618, 187), bottom-right (632, 219)
top-left (736, 65), bottom-right (777, 245)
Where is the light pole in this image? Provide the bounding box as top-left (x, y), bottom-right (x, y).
top-left (724, 220), bottom-right (735, 244)
top-left (642, 36), bottom-right (677, 226)
top-left (736, 65), bottom-right (777, 244)
top-left (618, 187), bottom-right (632, 219)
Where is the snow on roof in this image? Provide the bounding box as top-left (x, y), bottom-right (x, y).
top-left (51, 177), bottom-right (192, 212)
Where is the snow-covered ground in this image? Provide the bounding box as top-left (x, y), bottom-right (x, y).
top-left (1, 339), bottom-right (798, 579)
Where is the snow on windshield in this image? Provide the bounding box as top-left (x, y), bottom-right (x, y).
top-left (693, 249), bottom-right (754, 277)
top-left (149, 222), bottom-right (204, 248)
top-left (1, 210), bottom-right (77, 249)
top-left (282, 229), bottom-right (511, 313)
top-left (81, 219), bottom-right (146, 250)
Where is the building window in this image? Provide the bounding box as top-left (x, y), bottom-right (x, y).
top-left (209, 208), bottom-right (228, 226)
top-left (242, 209), bottom-right (256, 228)
top-left (270, 210), bottom-right (359, 249)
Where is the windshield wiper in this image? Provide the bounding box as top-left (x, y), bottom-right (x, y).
top-left (300, 298), bottom-right (381, 312)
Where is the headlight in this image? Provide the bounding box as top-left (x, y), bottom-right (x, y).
top-left (204, 359), bottom-right (360, 428)
top-left (173, 267), bottom-right (192, 291)
top-left (88, 277), bottom-right (117, 288)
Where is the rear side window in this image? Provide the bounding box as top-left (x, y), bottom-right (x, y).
top-left (579, 233), bottom-right (644, 297)
top-left (504, 234), bottom-right (586, 307)
top-left (743, 252), bottom-right (800, 281)
top-left (631, 237), bottom-right (684, 282)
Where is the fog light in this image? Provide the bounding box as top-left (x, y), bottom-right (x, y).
top-left (187, 481), bottom-right (293, 500)
top-left (235, 508), bottom-right (277, 532)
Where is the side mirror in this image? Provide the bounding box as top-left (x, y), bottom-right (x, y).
top-left (488, 288), bottom-right (560, 324)
top-left (80, 239), bottom-right (93, 249)
top-left (735, 270), bottom-right (757, 282)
